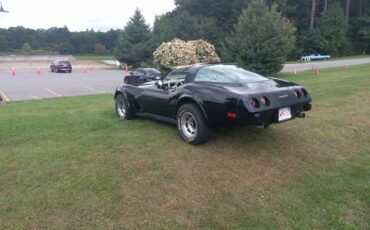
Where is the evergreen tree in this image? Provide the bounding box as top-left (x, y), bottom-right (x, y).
top-left (224, 0), bottom-right (296, 74)
top-left (114, 8), bottom-right (153, 67)
top-left (316, 3), bottom-right (348, 56)
top-left (22, 42), bottom-right (32, 55)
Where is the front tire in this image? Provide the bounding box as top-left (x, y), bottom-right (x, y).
top-left (177, 104), bottom-right (212, 145)
top-left (115, 94), bottom-right (133, 120)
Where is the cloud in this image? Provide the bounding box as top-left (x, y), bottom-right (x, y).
top-left (0, 0), bottom-right (175, 31)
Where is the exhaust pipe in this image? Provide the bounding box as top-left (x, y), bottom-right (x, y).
top-left (296, 112), bottom-right (306, 118)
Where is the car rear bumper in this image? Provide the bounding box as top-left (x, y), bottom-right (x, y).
top-left (212, 101), bottom-right (312, 128)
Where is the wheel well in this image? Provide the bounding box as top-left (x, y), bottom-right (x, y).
top-left (114, 91), bottom-right (123, 99)
top-left (176, 97), bottom-right (208, 122)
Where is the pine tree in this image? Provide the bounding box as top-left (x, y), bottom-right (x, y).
top-left (223, 0), bottom-right (296, 75)
top-left (114, 8), bottom-right (153, 68)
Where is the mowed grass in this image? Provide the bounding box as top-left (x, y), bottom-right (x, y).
top-left (0, 65), bottom-right (369, 229)
top-left (74, 55), bottom-right (116, 61)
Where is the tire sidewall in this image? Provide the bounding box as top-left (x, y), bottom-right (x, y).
top-left (116, 94), bottom-right (127, 119)
top-left (177, 104), bottom-right (211, 145)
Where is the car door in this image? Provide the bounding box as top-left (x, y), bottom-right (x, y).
top-left (138, 70), bottom-right (185, 118)
top-left (138, 84), bottom-right (174, 117)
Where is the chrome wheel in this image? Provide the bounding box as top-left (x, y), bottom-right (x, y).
top-left (116, 97), bottom-right (126, 118)
top-left (180, 111), bottom-right (198, 140)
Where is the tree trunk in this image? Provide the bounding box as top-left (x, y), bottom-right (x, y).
top-left (324, 0), bottom-right (329, 14)
top-left (358, 0), bottom-right (363, 16)
top-left (310, 0), bottom-right (316, 30)
top-left (345, 0), bottom-right (351, 23)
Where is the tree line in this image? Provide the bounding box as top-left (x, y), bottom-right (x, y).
top-left (116, 0), bottom-right (370, 73)
top-left (1, 0), bottom-right (369, 74)
top-left (0, 26), bottom-right (119, 55)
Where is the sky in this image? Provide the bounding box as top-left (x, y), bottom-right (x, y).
top-left (0, 0), bottom-right (176, 31)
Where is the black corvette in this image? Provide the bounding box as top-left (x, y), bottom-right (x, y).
top-left (115, 64), bottom-right (312, 145)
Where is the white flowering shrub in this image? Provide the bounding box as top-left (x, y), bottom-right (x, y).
top-left (153, 39), bottom-right (221, 69)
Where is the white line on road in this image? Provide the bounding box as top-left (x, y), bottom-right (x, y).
top-left (45, 88), bottom-right (62, 97)
top-left (83, 86), bottom-right (106, 94)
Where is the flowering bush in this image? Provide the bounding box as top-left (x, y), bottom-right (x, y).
top-left (153, 39), bottom-right (221, 69)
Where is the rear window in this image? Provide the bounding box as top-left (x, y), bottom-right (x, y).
top-left (194, 65), bottom-right (267, 84)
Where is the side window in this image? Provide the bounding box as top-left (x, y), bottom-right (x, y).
top-left (164, 71), bottom-right (187, 81)
top-left (194, 68), bottom-right (218, 82)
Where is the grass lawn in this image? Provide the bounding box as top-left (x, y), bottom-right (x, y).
top-left (0, 64), bottom-right (369, 229)
top-left (74, 55), bottom-right (116, 61)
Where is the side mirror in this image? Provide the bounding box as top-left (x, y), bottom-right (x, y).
top-left (156, 80), bottom-right (164, 88)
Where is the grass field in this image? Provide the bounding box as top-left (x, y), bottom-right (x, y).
top-left (0, 64), bottom-right (369, 229)
top-left (74, 55), bottom-right (116, 61)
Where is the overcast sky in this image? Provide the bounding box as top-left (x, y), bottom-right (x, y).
top-left (0, 0), bottom-right (175, 31)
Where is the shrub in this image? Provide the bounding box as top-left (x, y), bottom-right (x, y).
top-left (153, 38), bottom-right (220, 69)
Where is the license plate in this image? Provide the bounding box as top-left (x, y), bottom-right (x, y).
top-left (278, 107), bottom-right (292, 122)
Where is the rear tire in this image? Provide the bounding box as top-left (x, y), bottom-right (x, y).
top-left (177, 103), bottom-right (212, 145)
top-left (115, 94), bottom-right (134, 120)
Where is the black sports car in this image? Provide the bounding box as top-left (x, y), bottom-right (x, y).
top-left (115, 64), bottom-right (312, 145)
top-left (124, 68), bottom-right (162, 86)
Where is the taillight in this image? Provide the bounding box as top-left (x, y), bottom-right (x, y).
top-left (294, 89), bottom-right (302, 99)
top-left (301, 88), bottom-right (308, 97)
top-left (260, 96), bottom-right (270, 106)
top-left (249, 97), bottom-right (259, 108)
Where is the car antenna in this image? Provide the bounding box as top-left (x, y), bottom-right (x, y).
top-left (0, 1), bottom-right (10, 13)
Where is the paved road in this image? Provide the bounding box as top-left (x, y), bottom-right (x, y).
top-left (0, 69), bottom-right (125, 102)
top-left (281, 57), bottom-right (370, 73)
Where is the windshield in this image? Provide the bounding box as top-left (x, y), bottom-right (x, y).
top-left (194, 65), bottom-right (267, 84)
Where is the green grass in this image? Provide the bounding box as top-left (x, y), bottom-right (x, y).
top-left (74, 55), bottom-right (115, 61)
top-left (0, 64), bottom-right (369, 229)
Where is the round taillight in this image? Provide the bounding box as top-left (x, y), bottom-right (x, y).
top-left (260, 96), bottom-right (270, 106)
top-left (301, 88), bottom-right (308, 97)
top-left (249, 98), bottom-right (259, 108)
top-left (294, 90), bottom-right (302, 99)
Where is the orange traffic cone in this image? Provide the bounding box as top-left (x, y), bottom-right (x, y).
top-left (83, 67), bottom-right (87, 74)
top-left (315, 67), bottom-right (320, 76)
top-left (36, 67), bottom-right (41, 75)
top-left (344, 64), bottom-right (349, 69)
top-left (125, 65), bottom-right (128, 74)
top-left (89, 65), bottom-right (93, 72)
top-left (11, 67), bottom-right (16, 76)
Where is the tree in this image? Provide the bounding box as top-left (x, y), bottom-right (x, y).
top-left (114, 8), bottom-right (153, 67)
top-left (310, 0), bottom-right (317, 30)
top-left (94, 43), bottom-right (108, 54)
top-left (0, 35), bottom-right (9, 52)
top-left (351, 14), bottom-right (370, 54)
top-left (22, 42), bottom-right (32, 55)
top-left (346, 0), bottom-right (351, 23)
top-left (324, 0), bottom-right (329, 14)
top-left (316, 3), bottom-right (348, 56)
top-left (224, 0), bottom-right (296, 74)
